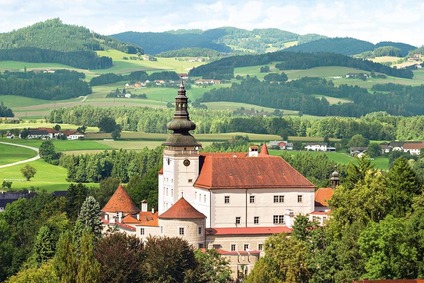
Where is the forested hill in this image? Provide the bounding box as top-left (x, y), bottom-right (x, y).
top-left (111, 27), bottom-right (326, 55)
top-left (286, 37), bottom-right (417, 56)
top-left (188, 51), bottom-right (413, 79)
top-left (0, 18), bottom-right (142, 54)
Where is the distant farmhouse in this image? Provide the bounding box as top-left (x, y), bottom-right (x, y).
top-left (305, 142), bottom-right (336, 152)
top-left (23, 128), bottom-right (84, 140)
top-left (268, 140), bottom-right (293, 150)
top-left (350, 141), bottom-right (424, 157)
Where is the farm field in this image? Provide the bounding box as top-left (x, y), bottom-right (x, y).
top-left (0, 143), bottom-right (37, 165)
top-left (0, 138), bottom-right (112, 152)
top-left (0, 158), bottom-right (71, 192)
top-left (269, 149), bottom-right (390, 170)
top-left (0, 121), bottom-right (98, 131)
top-left (234, 65), bottom-right (424, 89)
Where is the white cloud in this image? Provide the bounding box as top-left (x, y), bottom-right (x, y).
top-left (0, 0), bottom-right (422, 46)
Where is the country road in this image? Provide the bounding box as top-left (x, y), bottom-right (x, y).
top-left (0, 142), bottom-right (40, 169)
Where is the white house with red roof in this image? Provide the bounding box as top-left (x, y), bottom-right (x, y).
top-left (102, 82), bottom-right (336, 279)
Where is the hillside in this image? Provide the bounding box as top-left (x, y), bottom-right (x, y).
top-left (0, 19), bottom-right (144, 69)
top-left (0, 18), bottom-right (142, 54)
top-left (188, 50), bottom-right (414, 79)
top-left (111, 27), bottom-right (326, 55)
top-left (286, 37), bottom-right (417, 56)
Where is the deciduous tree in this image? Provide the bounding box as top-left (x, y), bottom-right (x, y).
top-left (21, 164), bottom-right (36, 181)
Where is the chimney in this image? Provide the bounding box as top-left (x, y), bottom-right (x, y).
top-left (248, 146), bottom-right (259, 157)
top-left (284, 209), bottom-right (294, 228)
top-left (141, 200), bottom-right (148, 212)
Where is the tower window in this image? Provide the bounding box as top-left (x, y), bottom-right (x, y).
top-left (250, 196), bottom-right (255, 203)
top-left (179, 227), bottom-right (185, 235)
top-left (224, 196), bottom-right (230, 204)
top-left (297, 195), bottom-right (303, 203)
top-left (140, 228), bottom-right (145, 235)
top-left (254, 216), bottom-right (259, 224)
top-left (231, 244), bottom-right (236, 251)
top-left (235, 217), bottom-right (241, 224)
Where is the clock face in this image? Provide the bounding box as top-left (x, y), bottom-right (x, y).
top-left (183, 159), bottom-right (190, 167)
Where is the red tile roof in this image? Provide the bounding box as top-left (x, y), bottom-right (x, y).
top-left (315, 187), bottom-right (334, 207)
top-left (259, 143), bottom-right (269, 156)
top-left (215, 248), bottom-right (261, 256)
top-left (403, 142), bottom-right (424, 150)
top-left (194, 154), bottom-right (315, 190)
top-left (159, 197), bottom-right (206, 219)
top-left (101, 219), bottom-right (136, 231)
top-left (101, 184), bottom-right (140, 214)
top-left (206, 226), bottom-right (292, 236)
top-left (137, 211), bottom-right (159, 227)
top-left (310, 211), bottom-right (330, 215)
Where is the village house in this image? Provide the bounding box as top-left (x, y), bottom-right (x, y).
top-left (24, 128), bottom-right (84, 140)
top-left (194, 79), bottom-right (221, 86)
top-left (268, 140), bottom-right (293, 150)
top-left (305, 142), bottom-right (335, 152)
top-left (402, 141), bottom-right (424, 155)
top-left (101, 82), bottom-right (336, 279)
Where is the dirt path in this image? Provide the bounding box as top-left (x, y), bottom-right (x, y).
top-left (0, 142), bottom-right (40, 168)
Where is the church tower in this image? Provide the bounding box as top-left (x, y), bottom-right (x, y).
top-left (158, 81), bottom-right (202, 214)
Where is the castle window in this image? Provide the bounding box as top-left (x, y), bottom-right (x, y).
top-left (140, 228), bottom-right (145, 235)
top-left (254, 216), bottom-right (259, 224)
top-left (235, 217), bottom-right (241, 224)
top-left (198, 227), bottom-right (202, 235)
top-left (273, 215), bottom-right (285, 224)
top-left (179, 227), bottom-right (185, 235)
top-left (297, 195), bottom-right (303, 203)
top-left (231, 244), bottom-right (236, 251)
top-left (224, 196), bottom-right (230, 204)
top-left (198, 243), bottom-right (204, 249)
top-left (250, 196), bottom-right (255, 203)
top-left (188, 179), bottom-right (193, 183)
top-left (244, 244), bottom-right (249, 251)
top-left (258, 244), bottom-right (263, 251)
top-left (273, 195), bottom-right (284, 203)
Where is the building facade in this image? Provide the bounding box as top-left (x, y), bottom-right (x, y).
top-left (102, 82), bottom-right (332, 279)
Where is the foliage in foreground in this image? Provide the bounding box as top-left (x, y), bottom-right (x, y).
top-left (247, 156), bottom-right (424, 282)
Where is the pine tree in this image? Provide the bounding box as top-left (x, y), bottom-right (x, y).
top-left (76, 232), bottom-right (100, 283)
top-left (53, 231), bottom-right (77, 283)
top-left (386, 157), bottom-right (422, 216)
top-left (76, 196), bottom-right (102, 238)
top-left (33, 226), bottom-right (56, 264)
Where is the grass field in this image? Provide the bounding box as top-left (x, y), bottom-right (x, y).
top-left (0, 143), bottom-right (37, 165)
top-left (0, 159), bottom-right (70, 192)
top-left (269, 149), bottom-right (390, 170)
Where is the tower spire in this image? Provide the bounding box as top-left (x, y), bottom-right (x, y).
top-left (164, 81), bottom-right (200, 147)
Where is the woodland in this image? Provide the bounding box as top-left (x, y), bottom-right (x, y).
top-left (1, 18), bottom-right (424, 283)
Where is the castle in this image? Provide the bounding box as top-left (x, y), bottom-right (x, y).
top-left (101, 82), bottom-right (333, 278)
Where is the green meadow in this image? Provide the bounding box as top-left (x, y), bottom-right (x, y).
top-left (0, 159), bottom-right (70, 192)
top-left (269, 149), bottom-right (389, 170)
top-left (0, 143), bottom-right (37, 165)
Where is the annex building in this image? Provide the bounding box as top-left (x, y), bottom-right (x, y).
top-left (102, 82), bottom-right (334, 278)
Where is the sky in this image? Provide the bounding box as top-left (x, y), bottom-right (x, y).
top-left (0, 0), bottom-right (423, 46)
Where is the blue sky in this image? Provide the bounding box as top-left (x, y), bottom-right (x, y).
top-left (0, 0), bottom-right (423, 46)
